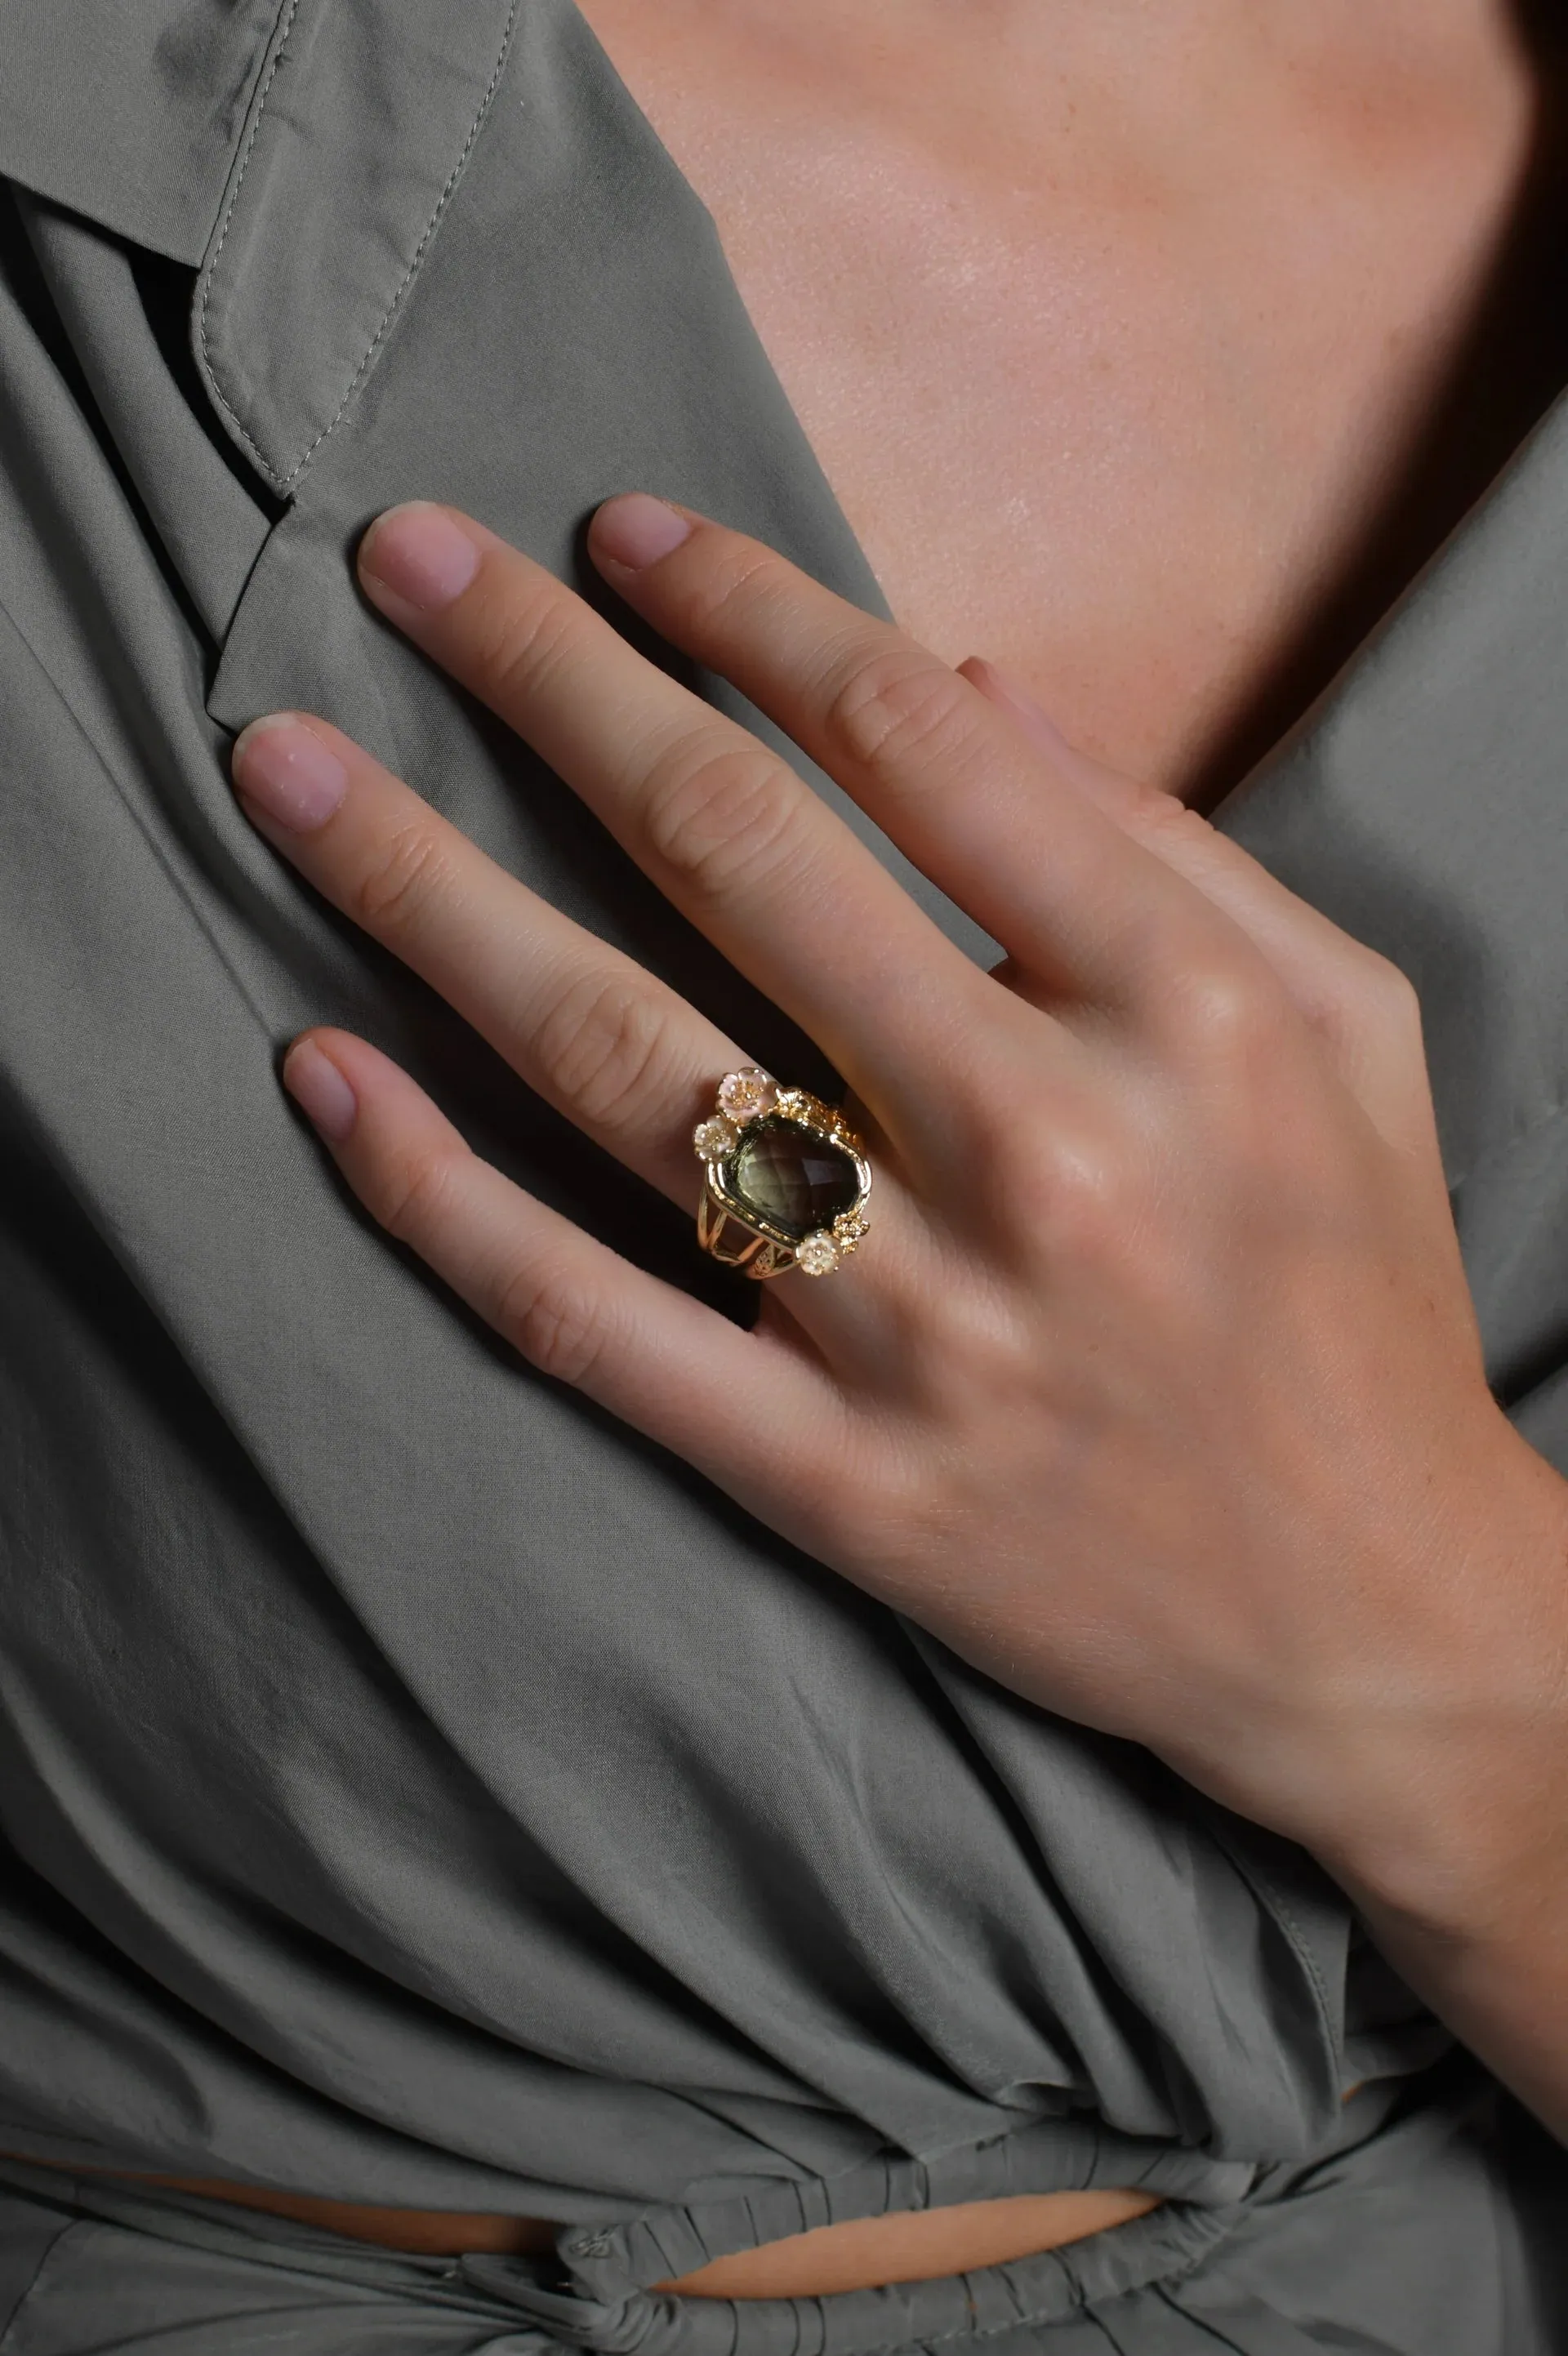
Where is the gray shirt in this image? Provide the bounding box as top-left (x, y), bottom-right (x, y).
top-left (0, 0), bottom-right (1562, 2329)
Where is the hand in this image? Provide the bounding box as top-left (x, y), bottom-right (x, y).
top-left (229, 495), bottom-right (1568, 2117)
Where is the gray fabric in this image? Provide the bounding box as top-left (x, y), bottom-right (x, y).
top-left (192, 0), bottom-right (523, 493)
top-left (0, 0), bottom-right (1562, 2346)
top-left (0, 2080), bottom-right (1552, 2354)
top-left (1222, 385), bottom-right (1568, 1461)
top-left (0, 0), bottom-right (278, 266)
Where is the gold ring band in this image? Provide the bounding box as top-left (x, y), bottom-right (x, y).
top-left (693, 1070), bottom-right (871, 1279)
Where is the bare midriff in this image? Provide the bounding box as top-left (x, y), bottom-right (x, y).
top-left (6, 2159), bottom-right (1160, 2291)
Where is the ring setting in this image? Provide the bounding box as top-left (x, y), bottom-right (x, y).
top-left (694, 1070), bottom-right (871, 1279)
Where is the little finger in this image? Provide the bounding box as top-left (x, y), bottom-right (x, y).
top-left (284, 1027), bottom-right (842, 1487)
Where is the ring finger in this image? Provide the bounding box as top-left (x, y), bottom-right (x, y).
top-left (229, 711), bottom-right (924, 1316)
top-left (231, 710), bottom-right (750, 1210)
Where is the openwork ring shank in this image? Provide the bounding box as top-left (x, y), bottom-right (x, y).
top-left (693, 1070), bottom-right (871, 1280)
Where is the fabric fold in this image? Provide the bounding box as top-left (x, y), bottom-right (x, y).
top-left (0, 0), bottom-right (280, 265)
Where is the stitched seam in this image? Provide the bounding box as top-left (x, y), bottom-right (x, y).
top-left (271, 0), bottom-right (522, 488)
top-left (194, 0), bottom-right (305, 489)
top-left (196, 0), bottom-right (521, 493)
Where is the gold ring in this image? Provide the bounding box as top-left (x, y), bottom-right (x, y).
top-left (693, 1070), bottom-right (871, 1279)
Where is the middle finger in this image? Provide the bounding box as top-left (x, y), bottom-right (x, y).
top-left (354, 503), bottom-right (1011, 1129)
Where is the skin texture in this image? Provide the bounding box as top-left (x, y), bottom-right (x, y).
top-left (574, 0), bottom-right (1568, 799)
top-left (217, 496), bottom-right (1568, 2174)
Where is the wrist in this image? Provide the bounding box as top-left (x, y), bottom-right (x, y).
top-left (1333, 1418), bottom-right (1568, 2142)
top-left (1311, 1421), bottom-right (1568, 1946)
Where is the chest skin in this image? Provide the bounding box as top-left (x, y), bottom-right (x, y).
top-left (574, 1), bottom-right (1568, 800)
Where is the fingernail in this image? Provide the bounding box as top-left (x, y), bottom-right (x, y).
top-left (590, 493), bottom-right (695, 572)
top-left (283, 1039), bottom-right (358, 1143)
top-left (359, 503), bottom-right (482, 612)
top-left (232, 715), bottom-right (349, 831)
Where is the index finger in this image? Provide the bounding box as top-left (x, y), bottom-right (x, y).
top-left (355, 502), bottom-right (1012, 1129)
top-left (582, 497), bottom-right (1243, 1012)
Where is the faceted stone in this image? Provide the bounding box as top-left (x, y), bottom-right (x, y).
top-left (795, 1230), bottom-right (840, 1277)
top-left (732, 1117), bottom-right (862, 1240)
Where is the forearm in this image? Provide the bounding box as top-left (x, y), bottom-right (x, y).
top-left (1354, 1875), bottom-right (1568, 2143)
top-left (1318, 1430), bottom-right (1568, 2141)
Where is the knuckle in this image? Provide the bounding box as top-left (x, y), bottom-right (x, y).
top-left (947, 1059), bottom-right (1059, 1181)
top-left (350, 818), bottom-right (453, 938)
top-left (372, 1142), bottom-right (464, 1247)
top-left (960, 1084), bottom-right (1141, 1257)
top-left (641, 737), bottom-right (804, 904)
top-left (474, 591), bottom-right (582, 713)
top-left (1294, 943), bottom-right (1420, 1062)
top-left (1161, 958), bottom-right (1278, 1064)
top-left (533, 968), bottom-right (677, 1129)
top-left (1128, 792), bottom-right (1215, 859)
top-left (826, 651), bottom-right (973, 780)
top-left (669, 541), bottom-right (780, 644)
top-left (1027, 1128), bottom-right (1142, 1256)
top-left (905, 1286), bottom-right (1009, 1394)
top-left (1356, 949), bottom-right (1421, 1034)
top-left (499, 1262), bottom-right (612, 1387)
top-left (953, 1082), bottom-right (1036, 1179)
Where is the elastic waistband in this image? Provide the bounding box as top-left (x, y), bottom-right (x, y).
top-left (0, 2147), bottom-right (1245, 2354)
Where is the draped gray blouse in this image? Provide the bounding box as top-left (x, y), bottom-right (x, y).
top-left (0, 0), bottom-right (1564, 2318)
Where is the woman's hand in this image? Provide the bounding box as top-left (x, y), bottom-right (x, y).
top-left (230, 495), bottom-right (1568, 2127)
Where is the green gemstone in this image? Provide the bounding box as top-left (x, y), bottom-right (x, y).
top-left (731, 1116), bottom-right (861, 1241)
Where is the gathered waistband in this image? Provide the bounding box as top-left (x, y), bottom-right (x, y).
top-left (0, 2141), bottom-right (1248, 2355)
top-left (1, 2076), bottom-right (1531, 2356)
